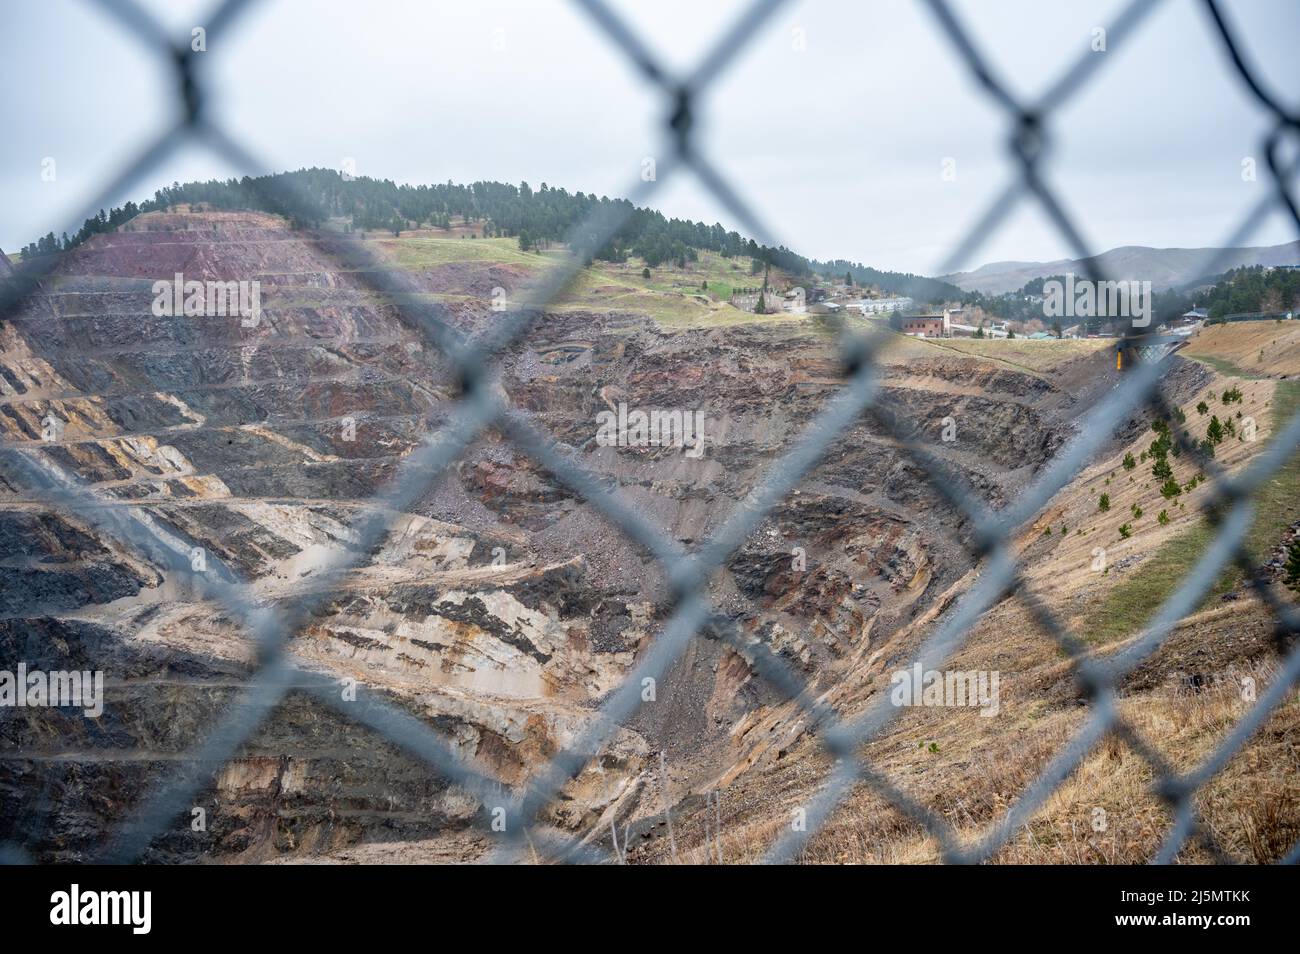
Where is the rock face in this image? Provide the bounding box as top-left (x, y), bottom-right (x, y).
top-left (0, 212), bottom-right (1094, 862)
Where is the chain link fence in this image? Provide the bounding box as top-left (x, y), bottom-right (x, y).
top-left (1, 0), bottom-right (1299, 864)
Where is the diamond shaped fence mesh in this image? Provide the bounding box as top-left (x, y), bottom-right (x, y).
top-left (1, 0), bottom-right (1299, 865)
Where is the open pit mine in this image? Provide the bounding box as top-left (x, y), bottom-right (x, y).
top-left (1, 210), bottom-right (1283, 864)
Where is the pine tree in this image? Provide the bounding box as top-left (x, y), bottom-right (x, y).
top-left (1207, 415), bottom-right (1225, 445)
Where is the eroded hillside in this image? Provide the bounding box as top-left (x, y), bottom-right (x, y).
top-left (1, 212), bottom-right (1295, 863)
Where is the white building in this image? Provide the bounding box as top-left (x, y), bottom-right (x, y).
top-left (856, 296), bottom-right (913, 315)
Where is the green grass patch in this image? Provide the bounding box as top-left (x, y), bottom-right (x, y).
top-left (368, 236), bottom-right (805, 328)
top-left (1182, 353), bottom-right (1268, 380)
top-left (381, 236), bottom-right (546, 268)
top-left (1085, 380), bottom-right (1300, 645)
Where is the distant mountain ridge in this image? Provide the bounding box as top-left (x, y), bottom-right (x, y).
top-left (942, 240), bottom-right (1300, 294)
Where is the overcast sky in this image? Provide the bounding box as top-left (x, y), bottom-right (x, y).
top-left (3, 0), bottom-right (1298, 275)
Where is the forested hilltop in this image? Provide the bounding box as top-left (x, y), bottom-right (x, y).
top-left (16, 167), bottom-right (963, 302)
top-left (1199, 265), bottom-right (1300, 318)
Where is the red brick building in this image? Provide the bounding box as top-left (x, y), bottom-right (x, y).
top-left (900, 314), bottom-right (949, 337)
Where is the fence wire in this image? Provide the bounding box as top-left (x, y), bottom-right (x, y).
top-left (1, 0), bottom-right (1298, 865)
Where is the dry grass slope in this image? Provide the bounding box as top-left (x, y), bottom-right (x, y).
top-left (630, 321), bottom-right (1299, 866)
